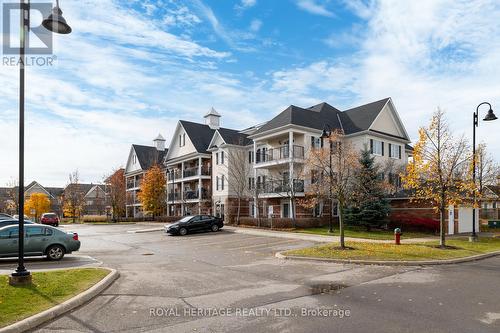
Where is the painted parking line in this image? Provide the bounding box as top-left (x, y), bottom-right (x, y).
top-left (224, 239), bottom-right (300, 251)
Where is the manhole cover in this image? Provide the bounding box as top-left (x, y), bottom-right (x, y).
top-left (309, 283), bottom-right (347, 295)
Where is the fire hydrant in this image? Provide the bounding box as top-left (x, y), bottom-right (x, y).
top-left (394, 228), bottom-right (402, 245)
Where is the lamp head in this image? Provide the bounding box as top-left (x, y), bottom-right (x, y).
top-left (483, 108), bottom-right (498, 121)
top-left (42, 6), bottom-right (72, 34)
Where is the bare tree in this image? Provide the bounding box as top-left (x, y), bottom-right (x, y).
top-left (222, 147), bottom-right (253, 224)
top-left (304, 129), bottom-right (360, 248)
top-left (475, 143), bottom-right (499, 196)
top-left (402, 109), bottom-right (473, 247)
top-left (63, 170), bottom-right (86, 223)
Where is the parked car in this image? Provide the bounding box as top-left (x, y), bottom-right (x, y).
top-left (40, 213), bottom-right (60, 227)
top-left (0, 213), bottom-right (13, 220)
top-left (0, 224), bottom-right (80, 260)
top-left (165, 215), bottom-right (224, 236)
top-left (0, 219), bottom-right (35, 228)
top-left (12, 215), bottom-right (34, 223)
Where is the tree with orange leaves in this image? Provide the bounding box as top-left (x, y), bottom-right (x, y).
top-left (402, 108), bottom-right (474, 247)
top-left (105, 168), bottom-right (126, 221)
top-left (24, 193), bottom-right (51, 222)
top-left (138, 164), bottom-right (167, 217)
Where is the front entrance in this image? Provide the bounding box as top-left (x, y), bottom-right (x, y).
top-left (282, 202), bottom-right (290, 218)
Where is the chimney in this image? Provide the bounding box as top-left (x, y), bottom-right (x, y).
top-left (204, 107), bottom-right (221, 129)
top-left (153, 134), bottom-right (166, 151)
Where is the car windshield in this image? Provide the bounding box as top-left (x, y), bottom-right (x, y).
top-left (178, 216), bottom-right (193, 223)
top-left (44, 214), bottom-right (57, 218)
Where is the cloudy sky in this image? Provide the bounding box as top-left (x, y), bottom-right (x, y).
top-left (1, 0), bottom-right (499, 187)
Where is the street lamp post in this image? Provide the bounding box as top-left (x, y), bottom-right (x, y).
top-left (320, 125), bottom-right (334, 234)
top-left (9, 0), bottom-right (71, 286)
top-left (471, 102), bottom-right (497, 242)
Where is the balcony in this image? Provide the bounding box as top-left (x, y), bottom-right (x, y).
top-left (167, 192), bottom-right (181, 201)
top-left (169, 166), bottom-right (211, 181)
top-left (259, 179), bottom-right (305, 197)
top-left (255, 145), bottom-right (305, 168)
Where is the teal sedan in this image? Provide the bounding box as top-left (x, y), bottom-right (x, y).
top-left (0, 225), bottom-right (80, 261)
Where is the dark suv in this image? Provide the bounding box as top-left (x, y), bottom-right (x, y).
top-left (165, 215), bottom-right (224, 236)
top-left (40, 213), bottom-right (60, 227)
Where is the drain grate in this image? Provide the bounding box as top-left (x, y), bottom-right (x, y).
top-left (309, 283), bottom-right (347, 295)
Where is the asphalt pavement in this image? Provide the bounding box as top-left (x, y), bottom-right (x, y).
top-left (10, 223), bottom-right (498, 333)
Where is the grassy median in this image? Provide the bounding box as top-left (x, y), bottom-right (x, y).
top-left (294, 226), bottom-right (434, 240)
top-left (284, 237), bottom-right (500, 261)
top-left (0, 268), bottom-right (109, 328)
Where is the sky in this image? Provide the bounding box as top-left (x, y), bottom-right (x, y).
top-left (0, 0), bottom-right (499, 187)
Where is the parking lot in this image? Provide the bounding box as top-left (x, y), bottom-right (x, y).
top-left (1, 223), bottom-right (496, 333)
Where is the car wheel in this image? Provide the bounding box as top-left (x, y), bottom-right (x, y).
top-left (211, 224), bottom-right (219, 232)
top-left (179, 227), bottom-right (188, 236)
top-left (55, 223), bottom-right (59, 227)
top-left (47, 245), bottom-right (65, 261)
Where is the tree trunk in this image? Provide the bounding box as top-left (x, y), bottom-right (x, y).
top-left (237, 197), bottom-right (241, 225)
top-left (439, 205), bottom-right (446, 248)
top-left (339, 203), bottom-right (345, 249)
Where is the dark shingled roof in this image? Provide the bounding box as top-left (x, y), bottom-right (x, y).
top-left (217, 128), bottom-right (252, 146)
top-left (252, 98), bottom-right (395, 137)
top-left (405, 144), bottom-right (414, 151)
top-left (132, 145), bottom-right (167, 170)
top-left (179, 120), bottom-right (248, 152)
top-left (486, 185), bottom-right (500, 196)
top-left (179, 120), bottom-right (216, 153)
top-left (254, 103), bottom-right (343, 135)
top-left (64, 183), bottom-right (102, 196)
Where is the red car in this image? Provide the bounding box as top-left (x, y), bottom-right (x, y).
top-left (40, 213), bottom-right (60, 227)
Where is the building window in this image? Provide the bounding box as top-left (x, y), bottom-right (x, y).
top-left (311, 170), bottom-right (319, 184)
top-left (133, 154), bottom-right (136, 165)
top-left (313, 202), bottom-right (323, 217)
top-left (179, 133), bottom-right (186, 147)
top-left (216, 153), bottom-right (219, 165)
top-left (370, 139), bottom-right (384, 156)
top-left (221, 175), bottom-right (225, 190)
top-left (216, 176), bottom-right (219, 191)
top-left (389, 143), bottom-right (401, 159)
top-left (311, 136), bottom-right (321, 148)
top-left (221, 151), bottom-right (225, 164)
top-left (248, 151), bottom-right (254, 163)
top-left (248, 177), bottom-right (255, 190)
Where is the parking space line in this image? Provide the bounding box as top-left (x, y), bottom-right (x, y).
top-left (224, 239), bottom-right (299, 251)
top-left (182, 235), bottom-right (268, 247)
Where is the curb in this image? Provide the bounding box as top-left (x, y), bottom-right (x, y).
top-left (275, 250), bottom-right (500, 266)
top-left (224, 226), bottom-right (435, 244)
top-left (0, 268), bottom-right (120, 333)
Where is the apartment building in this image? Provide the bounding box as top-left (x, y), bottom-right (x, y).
top-left (126, 97), bottom-right (413, 219)
top-left (243, 98), bottom-right (412, 218)
top-left (124, 135), bottom-right (167, 217)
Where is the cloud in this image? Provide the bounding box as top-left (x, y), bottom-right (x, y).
top-left (235, 0), bottom-right (257, 12)
top-left (249, 19), bottom-right (262, 32)
top-left (295, 0), bottom-right (335, 17)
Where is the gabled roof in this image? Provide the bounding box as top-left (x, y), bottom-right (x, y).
top-left (253, 102), bottom-right (343, 135)
top-left (340, 98), bottom-right (391, 134)
top-left (405, 144), bottom-right (414, 151)
top-left (485, 185), bottom-right (500, 197)
top-left (179, 120), bottom-right (217, 153)
top-left (217, 128), bottom-right (252, 146)
top-left (132, 144), bottom-right (167, 170)
top-left (251, 98), bottom-right (395, 137)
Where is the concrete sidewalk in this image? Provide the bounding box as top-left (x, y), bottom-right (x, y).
top-left (224, 226), bottom-right (436, 244)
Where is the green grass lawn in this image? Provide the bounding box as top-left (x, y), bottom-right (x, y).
top-left (294, 225), bottom-right (434, 240)
top-left (0, 268), bottom-right (109, 328)
top-left (284, 237), bottom-right (500, 261)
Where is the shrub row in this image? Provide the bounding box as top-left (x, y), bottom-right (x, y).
top-left (389, 215), bottom-right (439, 233)
top-left (236, 217), bottom-right (332, 229)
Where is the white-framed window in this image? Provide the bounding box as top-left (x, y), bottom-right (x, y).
top-left (216, 176), bottom-right (219, 191)
top-left (311, 136), bottom-right (321, 148)
top-left (389, 143), bottom-right (401, 159)
top-left (221, 151), bottom-right (225, 164)
top-left (179, 133), bottom-right (186, 147)
top-left (248, 151), bottom-right (254, 164)
top-left (216, 153), bottom-right (219, 165)
top-left (132, 154), bottom-right (136, 165)
top-left (370, 139), bottom-right (384, 156)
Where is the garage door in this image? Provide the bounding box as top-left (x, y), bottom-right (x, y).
top-left (458, 207), bottom-right (479, 233)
